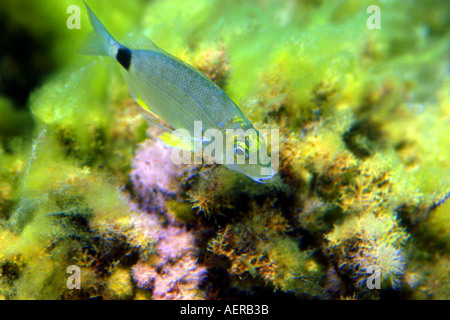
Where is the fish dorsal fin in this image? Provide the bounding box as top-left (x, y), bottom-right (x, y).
top-left (123, 34), bottom-right (162, 52)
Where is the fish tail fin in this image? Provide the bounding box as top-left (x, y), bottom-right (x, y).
top-left (78, 1), bottom-right (120, 57)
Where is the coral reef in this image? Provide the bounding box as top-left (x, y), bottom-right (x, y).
top-left (130, 133), bottom-right (186, 212)
top-left (207, 199), bottom-right (324, 297)
top-left (0, 0), bottom-right (449, 300)
top-left (131, 224), bottom-right (207, 300)
top-left (325, 212), bottom-right (408, 293)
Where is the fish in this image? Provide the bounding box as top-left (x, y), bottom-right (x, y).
top-left (79, 1), bottom-right (275, 183)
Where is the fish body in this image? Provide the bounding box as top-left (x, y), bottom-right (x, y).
top-left (80, 2), bottom-right (275, 182)
top-left (129, 48), bottom-right (251, 135)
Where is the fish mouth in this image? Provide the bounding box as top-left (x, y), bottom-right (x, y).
top-left (252, 167), bottom-right (276, 183)
top-left (225, 164), bottom-right (276, 183)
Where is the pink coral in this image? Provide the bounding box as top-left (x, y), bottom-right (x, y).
top-left (151, 255), bottom-right (207, 300)
top-left (157, 226), bottom-right (196, 261)
top-left (131, 224), bottom-right (207, 299)
top-left (130, 132), bottom-right (185, 211)
top-left (132, 263), bottom-right (158, 289)
top-left (129, 131), bottom-right (207, 299)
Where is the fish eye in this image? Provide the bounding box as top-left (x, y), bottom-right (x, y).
top-left (234, 140), bottom-right (249, 160)
top-left (235, 146), bottom-right (246, 156)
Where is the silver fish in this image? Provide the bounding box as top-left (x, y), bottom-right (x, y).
top-left (80, 2), bottom-right (275, 182)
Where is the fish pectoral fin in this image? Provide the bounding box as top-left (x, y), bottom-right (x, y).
top-left (158, 131), bottom-right (211, 150)
top-left (123, 34), bottom-right (162, 52)
top-left (158, 132), bottom-right (193, 151)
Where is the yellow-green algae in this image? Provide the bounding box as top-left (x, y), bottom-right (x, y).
top-left (0, 0), bottom-right (449, 299)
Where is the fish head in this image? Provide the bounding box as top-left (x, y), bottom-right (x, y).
top-left (223, 127), bottom-right (275, 183)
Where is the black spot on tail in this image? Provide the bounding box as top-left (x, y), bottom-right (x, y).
top-left (116, 47), bottom-right (132, 70)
